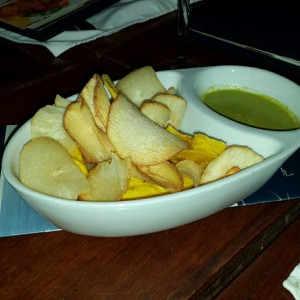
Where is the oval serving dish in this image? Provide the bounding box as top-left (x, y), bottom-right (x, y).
top-left (2, 65), bottom-right (300, 237)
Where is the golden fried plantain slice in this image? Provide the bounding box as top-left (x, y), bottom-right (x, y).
top-left (101, 74), bottom-right (118, 100)
top-left (122, 177), bottom-right (168, 200)
top-left (170, 132), bottom-right (227, 168)
top-left (166, 125), bottom-right (193, 144)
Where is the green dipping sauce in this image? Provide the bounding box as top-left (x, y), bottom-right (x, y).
top-left (201, 88), bottom-right (300, 130)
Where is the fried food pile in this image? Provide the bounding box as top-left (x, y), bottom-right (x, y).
top-left (19, 66), bottom-right (264, 201)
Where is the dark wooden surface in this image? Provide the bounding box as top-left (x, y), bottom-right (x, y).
top-left (216, 216), bottom-right (300, 300)
top-left (1, 4), bottom-right (300, 300)
top-left (1, 201), bottom-right (299, 299)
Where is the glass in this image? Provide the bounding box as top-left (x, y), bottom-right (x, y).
top-left (177, 0), bottom-right (190, 62)
top-left (154, 0), bottom-right (199, 70)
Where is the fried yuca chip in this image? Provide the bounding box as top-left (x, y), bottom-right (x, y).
top-left (200, 145), bottom-right (264, 184)
top-left (151, 93), bottom-right (187, 129)
top-left (31, 102), bottom-right (89, 176)
top-left (176, 159), bottom-right (203, 187)
top-left (167, 87), bottom-right (176, 95)
top-left (131, 162), bottom-right (184, 193)
top-left (140, 101), bottom-right (171, 127)
top-left (80, 153), bottom-right (131, 201)
top-left (78, 74), bottom-right (110, 131)
top-left (170, 149), bottom-right (221, 169)
top-left (64, 100), bottom-right (113, 163)
top-left (31, 104), bottom-right (78, 157)
top-left (116, 66), bottom-right (167, 107)
top-left (166, 125), bottom-right (193, 144)
top-left (54, 94), bottom-right (71, 108)
top-left (139, 161), bottom-right (183, 192)
top-left (107, 94), bottom-right (187, 166)
top-left (130, 163), bottom-right (154, 182)
top-left (20, 137), bottom-right (89, 200)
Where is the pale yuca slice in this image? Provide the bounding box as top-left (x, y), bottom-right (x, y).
top-left (78, 74), bottom-right (110, 131)
top-left (80, 152), bottom-right (131, 201)
top-left (54, 94), bottom-right (71, 108)
top-left (19, 137), bottom-right (89, 200)
top-left (107, 94), bottom-right (188, 166)
top-left (116, 66), bottom-right (167, 107)
top-left (31, 104), bottom-right (77, 156)
top-left (200, 145), bottom-right (264, 184)
top-left (176, 159), bottom-right (203, 187)
top-left (151, 93), bottom-right (187, 129)
top-left (64, 99), bottom-right (113, 163)
top-left (140, 101), bottom-right (171, 127)
top-left (139, 161), bottom-right (183, 192)
top-left (167, 87), bottom-right (176, 95)
top-left (130, 163), bottom-right (154, 182)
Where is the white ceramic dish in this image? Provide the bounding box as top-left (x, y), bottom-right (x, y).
top-left (2, 65), bottom-right (300, 237)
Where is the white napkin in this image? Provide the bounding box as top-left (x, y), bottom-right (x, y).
top-left (0, 0), bottom-right (201, 57)
top-left (283, 263), bottom-right (300, 299)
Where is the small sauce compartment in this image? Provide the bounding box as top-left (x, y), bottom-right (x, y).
top-left (194, 66), bottom-right (300, 130)
top-left (201, 87), bottom-right (300, 130)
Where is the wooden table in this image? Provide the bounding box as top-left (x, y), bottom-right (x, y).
top-left (1, 5), bottom-right (300, 299)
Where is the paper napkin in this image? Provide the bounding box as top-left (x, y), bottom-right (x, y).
top-left (0, 0), bottom-right (201, 57)
top-left (283, 263), bottom-right (300, 300)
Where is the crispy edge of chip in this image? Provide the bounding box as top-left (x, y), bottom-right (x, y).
top-left (151, 93), bottom-right (187, 129)
top-left (80, 152), bottom-right (131, 201)
top-left (77, 74), bottom-right (108, 131)
top-left (140, 101), bottom-right (171, 127)
top-left (200, 145), bottom-right (264, 184)
top-left (63, 100), bottom-right (112, 163)
top-left (176, 159), bottom-right (203, 187)
top-left (139, 161), bottom-right (183, 192)
top-left (116, 66), bottom-right (167, 107)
